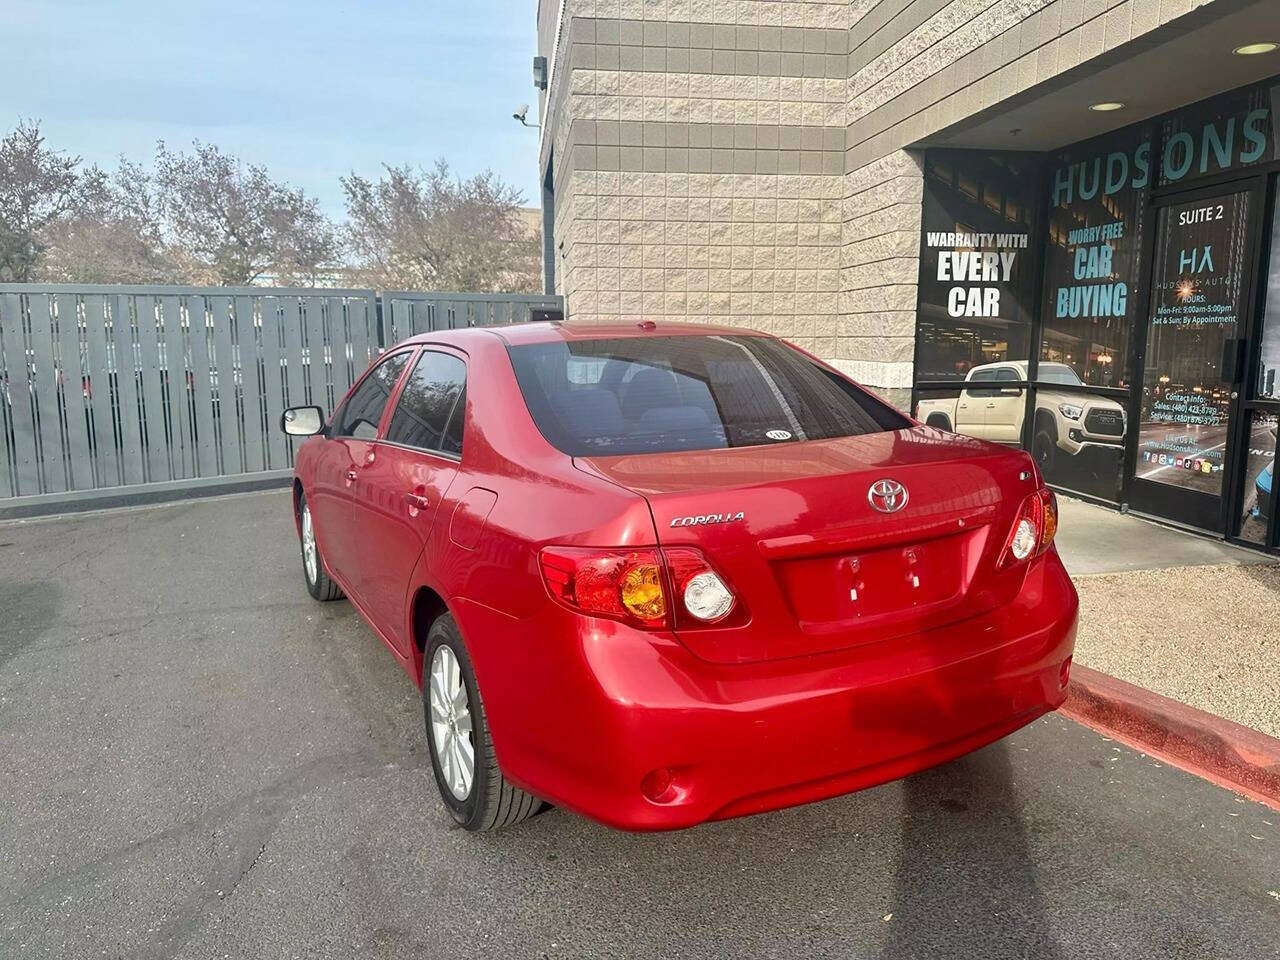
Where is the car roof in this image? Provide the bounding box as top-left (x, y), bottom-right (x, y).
top-left (393, 320), bottom-right (769, 350)
top-left (969, 360), bottom-right (1029, 373)
top-left (492, 320), bottom-right (769, 345)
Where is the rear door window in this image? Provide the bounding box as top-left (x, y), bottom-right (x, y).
top-left (963, 368), bottom-right (1000, 398)
top-left (507, 335), bottom-right (909, 457)
top-left (385, 350), bottom-right (467, 455)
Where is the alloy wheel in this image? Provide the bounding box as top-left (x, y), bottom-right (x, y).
top-left (429, 644), bottom-right (475, 800)
top-left (301, 502), bottom-right (318, 584)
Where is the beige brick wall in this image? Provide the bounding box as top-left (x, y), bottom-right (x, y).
top-left (570, 0), bottom-right (848, 29)
top-left (540, 6), bottom-right (849, 352)
top-left (558, 170), bottom-right (843, 354)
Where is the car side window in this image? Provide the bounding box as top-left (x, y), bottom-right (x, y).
top-left (964, 368), bottom-right (999, 398)
top-left (385, 350), bottom-right (468, 456)
top-left (991, 367), bottom-right (1021, 394)
top-left (334, 351), bottom-right (411, 440)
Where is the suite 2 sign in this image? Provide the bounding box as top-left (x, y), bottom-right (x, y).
top-left (925, 231), bottom-right (1029, 317)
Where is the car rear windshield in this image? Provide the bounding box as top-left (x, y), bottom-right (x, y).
top-left (507, 334), bottom-right (909, 457)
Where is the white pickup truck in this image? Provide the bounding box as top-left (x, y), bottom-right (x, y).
top-left (915, 361), bottom-right (1126, 470)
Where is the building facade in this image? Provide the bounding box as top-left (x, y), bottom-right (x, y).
top-left (536, 0), bottom-right (1280, 552)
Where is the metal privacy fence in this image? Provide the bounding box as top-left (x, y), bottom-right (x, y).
top-left (382, 291), bottom-right (564, 342)
top-left (0, 285), bottom-right (562, 508)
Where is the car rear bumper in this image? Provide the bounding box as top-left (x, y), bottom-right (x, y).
top-left (455, 550), bottom-right (1078, 831)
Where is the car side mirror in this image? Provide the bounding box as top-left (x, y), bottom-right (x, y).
top-left (281, 405), bottom-right (325, 436)
top-left (999, 386), bottom-right (1022, 396)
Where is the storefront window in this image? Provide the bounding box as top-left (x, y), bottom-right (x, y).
top-left (915, 152), bottom-right (1040, 383)
top-left (914, 79), bottom-right (1280, 542)
top-left (1041, 124), bottom-right (1152, 386)
top-left (1029, 383), bottom-right (1125, 501)
top-left (914, 383), bottom-right (1025, 445)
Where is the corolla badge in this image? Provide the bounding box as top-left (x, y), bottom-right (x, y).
top-left (867, 479), bottom-right (909, 514)
top-left (670, 511), bottom-right (746, 527)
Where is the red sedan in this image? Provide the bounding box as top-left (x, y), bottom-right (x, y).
top-left (281, 323), bottom-right (1078, 831)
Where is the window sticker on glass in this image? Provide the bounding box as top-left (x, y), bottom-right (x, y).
top-left (765, 429), bottom-right (793, 441)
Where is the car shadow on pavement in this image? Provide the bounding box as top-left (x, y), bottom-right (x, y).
top-left (879, 741), bottom-right (1064, 960)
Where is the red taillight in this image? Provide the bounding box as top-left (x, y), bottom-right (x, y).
top-left (1039, 487), bottom-right (1058, 550)
top-left (539, 545), bottom-right (741, 629)
top-left (539, 547), bottom-right (668, 627)
top-left (999, 487), bottom-right (1058, 568)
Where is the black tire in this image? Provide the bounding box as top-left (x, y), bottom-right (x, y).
top-left (925, 413), bottom-right (952, 432)
top-left (423, 613), bottom-right (541, 832)
top-left (297, 492), bottom-right (344, 602)
top-left (1032, 428), bottom-right (1057, 473)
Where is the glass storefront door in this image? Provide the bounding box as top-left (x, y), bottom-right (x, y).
top-left (1233, 176), bottom-right (1280, 548)
top-left (1128, 185), bottom-right (1261, 531)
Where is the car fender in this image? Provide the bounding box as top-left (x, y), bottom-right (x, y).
top-left (401, 539), bottom-right (456, 684)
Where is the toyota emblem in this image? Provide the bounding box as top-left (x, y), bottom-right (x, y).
top-left (867, 479), bottom-right (909, 514)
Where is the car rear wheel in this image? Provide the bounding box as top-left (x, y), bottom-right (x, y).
top-left (423, 613), bottom-right (541, 831)
top-left (298, 493), bottom-right (343, 602)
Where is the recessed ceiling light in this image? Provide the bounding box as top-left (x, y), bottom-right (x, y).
top-left (1089, 102), bottom-right (1126, 112)
top-left (1233, 42), bottom-right (1279, 55)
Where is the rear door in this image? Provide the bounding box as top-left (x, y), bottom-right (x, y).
top-left (349, 348), bottom-right (467, 652)
top-left (956, 369), bottom-right (997, 436)
top-left (983, 366), bottom-right (1025, 444)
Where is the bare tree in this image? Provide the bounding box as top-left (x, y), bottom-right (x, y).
top-left (2, 122), bottom-right (539, 292)
top-left (0, 120), bottom-right (82, 281)
top-left (154, 141), bottom-right (338, 285)
top-left (342, 160), bottom-right (540, 293)
top-left (37, 159), bottom-right (179, 283)
top-left (268, 191), bottom-right (340, 287)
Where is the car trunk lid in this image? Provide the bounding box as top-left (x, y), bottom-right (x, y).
top-left (578, 427), bottom-right (1038, 664)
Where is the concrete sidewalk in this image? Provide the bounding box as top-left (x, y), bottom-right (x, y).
top-left (1055, 498), bottom-right (1280, 740)
top-left (1054, 498), bottom-right (1271, 576)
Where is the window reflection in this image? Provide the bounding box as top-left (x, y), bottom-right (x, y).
top-left (1039, 124), bottom-right (1151, 387)
top-left (1030, 385), bottom-right (1125, 501)
top-left (1237, 410), bottom-right (1277, 545)
top-left (1256, 181), bottom-right (1280, 400)
top-left (916, 152), bottom-right (1039, 382)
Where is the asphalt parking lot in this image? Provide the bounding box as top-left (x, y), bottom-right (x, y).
top-left (2, 490), bottom-right (1278, 960)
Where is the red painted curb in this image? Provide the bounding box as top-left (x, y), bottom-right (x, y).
top-left (1060, 664), bottom-right (1280, 811)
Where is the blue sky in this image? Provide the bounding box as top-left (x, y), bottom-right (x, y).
top-left (1, 0), bottom-right (543, 218)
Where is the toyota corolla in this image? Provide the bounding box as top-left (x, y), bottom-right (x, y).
top-left (281, 322), bottom-right (1078, 831)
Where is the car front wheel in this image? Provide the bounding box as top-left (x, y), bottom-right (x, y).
top-left (1033, 428), bottom-right (1057, 473)
top-left (423, 613), bottom-right (541, 831)
top-left (298, 493), bottom-right (343, 602)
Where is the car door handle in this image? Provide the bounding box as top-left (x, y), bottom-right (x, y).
top-left (986, 402), bottom-right (997, 408)
top-left (345, 469), bottom-right (358, 483)
top-left (404, 492), bottom-right (430, 510)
